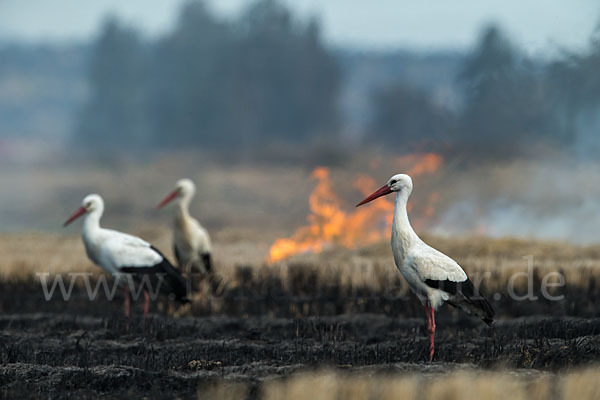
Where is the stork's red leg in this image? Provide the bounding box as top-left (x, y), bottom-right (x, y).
top-left (143, 290), bottom-right (150, 321)
top-left (427, 303), bottom-right (436, 362)
top-left (124, 286), bottom-right (131, 330)
top-left (424, 303), bottom-right (430, 358)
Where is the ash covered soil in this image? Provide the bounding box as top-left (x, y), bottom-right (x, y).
top-left (2, 283), bottom-right (600, 399)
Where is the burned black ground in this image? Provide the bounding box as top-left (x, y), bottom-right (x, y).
top-left (1, 269), bottom-right (600, 399)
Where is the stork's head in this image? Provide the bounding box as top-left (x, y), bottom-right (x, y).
top-left (157, 178), bottom-right (196, 209)
top-left (63, 194), bottom-right (104, 226)
top-left (356, 174), bottom-right (412, 207)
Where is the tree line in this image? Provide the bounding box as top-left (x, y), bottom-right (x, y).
top-left (75, 0), bottom-right (338, 152)
top-left (371, 25), bottom-right (600, 161)
top-left (75, 0), bottom-right (600, 161)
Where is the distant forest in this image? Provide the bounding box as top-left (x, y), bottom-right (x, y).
top-left (1, 0), bottom-right (600, 161)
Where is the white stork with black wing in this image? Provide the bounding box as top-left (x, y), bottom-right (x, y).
top-left (357, 174), bottom-right (494, 361)
top-left (156, 179), bottom-right (213, 275)
top-left (64, 194), bottom-right (188, 323)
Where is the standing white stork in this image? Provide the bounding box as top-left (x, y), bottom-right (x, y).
top-left (156, 179), bottom-right (213, 276)
top-left (357, 174), bottom-right (494, 361)
top-left (63, 194), bottom-right (188, 324)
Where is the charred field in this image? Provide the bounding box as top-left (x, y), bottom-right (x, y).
top-left (2, 309), bottom-right (600, 399)
top-left (2, 234), bottom-right (600, 400)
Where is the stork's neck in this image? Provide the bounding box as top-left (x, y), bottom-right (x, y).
top-left (391, 191), bottom-right (418, 263)
top-left (81, 208), bottom-right (103, 259)
top-left (176, 194), bottom-right (192, 222)
top-left (80, 208), bottom-right (106, 266)
top-left (82, 209), bottom-right (102, 236)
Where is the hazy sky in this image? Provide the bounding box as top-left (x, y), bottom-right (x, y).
top-left (0, 0), bottom-right (598, 52)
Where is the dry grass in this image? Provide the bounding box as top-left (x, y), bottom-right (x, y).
top-left (257, 233), bottom-right (600, 301)
top-left (3, 152), bottom-right (600, 295)
top-left (0, 232), bottom-right (97, 282)
top-left (197, 382), bottom-right (249, 400)
top-left (2, 229), bottom-right (600, 304)
top-left (200, 367), bottom-right (600, 400)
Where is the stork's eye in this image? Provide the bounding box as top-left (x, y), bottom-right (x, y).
top-left (390, 180), bottom-right (397, 185)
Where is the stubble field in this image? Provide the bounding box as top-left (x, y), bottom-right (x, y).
top-left (2, 156), bottom-right (600, 398)
top-left (2, 231), bottom-right (600, 399)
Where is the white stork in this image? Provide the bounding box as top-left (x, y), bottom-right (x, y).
top-left (156, 179), bottom-right (213, 276)
top-left (63, 194), bottom-right (188, 324)
top-left (357, 174), bottom-right (494, 361)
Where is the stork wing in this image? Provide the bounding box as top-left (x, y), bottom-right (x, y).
top-left (119, 246), bottom-right (188, 302)
top-left (409, 245), bottom-right (494, 325)
top-left (188, 217), bottom-right (212, 253)
top-left (408, 246), bottom-right (467, 283)
top-left (99, 231), bottom-right (188, 301)
top-left (99, 231), bottom-right (163, 271)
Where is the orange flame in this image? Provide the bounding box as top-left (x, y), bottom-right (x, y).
top-left (268, 153), bottom-right (444, 262)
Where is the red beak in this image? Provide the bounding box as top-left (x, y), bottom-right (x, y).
top-left (63, 206), bottom-right (87, 227)
top-left (356, 184), bottom-right (393, 207)
top-left (157, 190), bottom-right (179, 209)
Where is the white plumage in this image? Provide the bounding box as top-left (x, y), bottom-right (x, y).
top-left (157, 179), bottom-right (213, 275)
top-left (64, 194), bottom-right (188, 323)
top-left (357, 173), bottom-right (494, 361)
top-left (396, 243), bottom-right (468, 309)
top-left (85, 229), bottom-right (162, 275)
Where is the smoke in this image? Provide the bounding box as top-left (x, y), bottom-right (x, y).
top-left (432, 157), bottom-right (600, 243)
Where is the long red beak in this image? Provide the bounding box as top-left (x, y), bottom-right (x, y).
top-left (356, 184), bottom-right (393, 207)
top-left (63, 206), bottom-right (87, 227)
top-left (157, 190), bottom-right (179, 209)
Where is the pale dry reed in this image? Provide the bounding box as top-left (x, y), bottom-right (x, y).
top-left (2, 231), bottom-right (600, 297)
top-left (201, 367), bottom-right (600, 400)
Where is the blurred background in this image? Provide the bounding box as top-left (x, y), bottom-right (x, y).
top-left (1, 0), bottom-right (600, 250)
